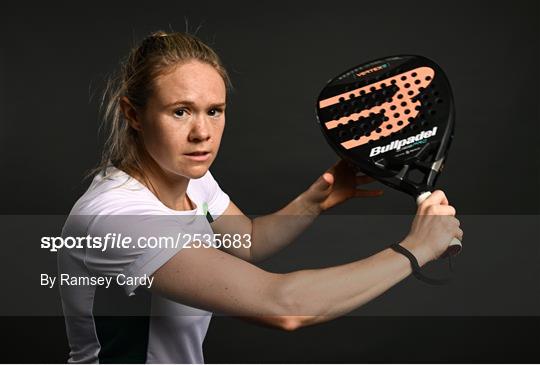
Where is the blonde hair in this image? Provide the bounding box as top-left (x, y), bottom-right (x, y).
top-left (90, 31), bottom-right (231, 183)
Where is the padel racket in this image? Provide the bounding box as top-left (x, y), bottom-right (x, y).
top-left (316, 55), bottom-right (461, 258)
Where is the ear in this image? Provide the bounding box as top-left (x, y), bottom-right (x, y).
top-left (120, 97), bottom-right (143, 132)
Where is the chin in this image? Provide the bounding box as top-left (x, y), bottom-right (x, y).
top-left (181, 164), bottom-right (210, 179)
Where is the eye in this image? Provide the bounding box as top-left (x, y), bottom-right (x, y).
top-left (174, 108), bottom-right (188, 118)
top-left (208, 108), bottom-right (223, 117)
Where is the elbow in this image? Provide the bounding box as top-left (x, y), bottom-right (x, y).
top-left (248, 273), bottom-right (322, 331)
top-left (267, 274), bottom-right (312, 331)
top-left (245, 315), bottom-right (306, 332)
top-left (275, 316), bottom-right (303, 331)
top-left (274, 315), bottom-right (321, 331)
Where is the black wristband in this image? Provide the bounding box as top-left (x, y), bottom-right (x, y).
top-left (390, 243), bottom-right (451, 285)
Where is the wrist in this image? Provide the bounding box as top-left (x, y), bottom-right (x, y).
top-left (399, 238), bottom-right (431, 267)
top-left (390, 243), bottom-right (452, 286)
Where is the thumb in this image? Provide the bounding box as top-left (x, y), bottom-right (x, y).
top-left (315, 172), bottom-right (334, 191)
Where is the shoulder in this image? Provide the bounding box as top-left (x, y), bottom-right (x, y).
top-left (69, 168), bottom-right (169, 216)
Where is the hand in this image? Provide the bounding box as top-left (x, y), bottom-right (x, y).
top-left (302, 159), bottom-right (384, 214)
top-left (400, 190), bottom-right (463, 266)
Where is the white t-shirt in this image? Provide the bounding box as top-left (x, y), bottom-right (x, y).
top-left (59, 166), bottom-right (230, 363)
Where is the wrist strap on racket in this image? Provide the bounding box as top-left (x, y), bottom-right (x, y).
top-left (390, 243), bottom-right (452, 285)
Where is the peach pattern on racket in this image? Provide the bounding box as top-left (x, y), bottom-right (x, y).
top-left (319, 67), bottom-right (435, 150)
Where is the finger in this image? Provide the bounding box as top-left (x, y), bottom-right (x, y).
top-left (316, 172), bottom-right (334, 191)
top-left (354, 189), bottom-right (384, 197)
top-left (426, 204), bottom-right (456, 216)
top-left (431, 190), bottom-right (449, 205)
top-left (422, 190), bottom-right (449, 208)
top-left (322, 160), bottom-right (340, 176)
top-left (445, 217), bottom-right (460, 231)
top-left (455, 228), bottom-right (463, 241)
top-left (439, 205), bottom-right (456, 216)
top-left (355, 175), bottom-right (376, 185)
top-left (309, 173), bottom-right (333, 195)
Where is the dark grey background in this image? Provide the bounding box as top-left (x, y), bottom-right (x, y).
top-left (1, 0), bottom-right (539, 363)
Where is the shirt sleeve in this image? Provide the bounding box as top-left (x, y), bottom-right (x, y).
top-left (83, 213), bottom-right (207, 296)
top-left (202, 170), bottom-right (230, 220)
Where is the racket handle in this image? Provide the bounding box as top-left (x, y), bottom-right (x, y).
top-left (415, 191), bottom-right (432, 205)
top-left (416, 191), bottom-right (462, 257)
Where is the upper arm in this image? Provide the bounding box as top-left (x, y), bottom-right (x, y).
top-left (150, 244), bottom-right (282, 317)
top-left (210, 201), bottom-right (254, 261)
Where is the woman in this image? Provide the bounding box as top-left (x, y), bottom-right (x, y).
top-left (59, 31), bottom-right (462, 363)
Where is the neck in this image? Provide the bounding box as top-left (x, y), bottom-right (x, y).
top-left (128, 150), bottom-right (193, 212)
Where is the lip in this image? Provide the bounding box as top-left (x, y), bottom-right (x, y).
top-left (183, 151), bottom-right (211, 162)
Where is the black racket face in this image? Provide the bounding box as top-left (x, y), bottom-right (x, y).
top-left (316, 55), bottom-right (455, 197)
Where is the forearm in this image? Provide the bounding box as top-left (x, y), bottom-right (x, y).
top-left (250, 191), bottom-right (321, 262)
top-left (152, 236), bottom-right (426, 332)
top-left (273, 245), bottom-right (421, 329)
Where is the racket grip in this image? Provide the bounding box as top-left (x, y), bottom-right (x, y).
top-left (416, 191), bottom-right (462, 257)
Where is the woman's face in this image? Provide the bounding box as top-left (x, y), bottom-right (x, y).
top-left (137, 60), bottom-right (226, 180)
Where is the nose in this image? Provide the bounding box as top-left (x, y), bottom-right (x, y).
top-left (188, 114), bottom-right (211, 143)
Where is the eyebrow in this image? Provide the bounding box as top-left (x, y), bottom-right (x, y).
top-left (165, 100), bottom-right (226, 108)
